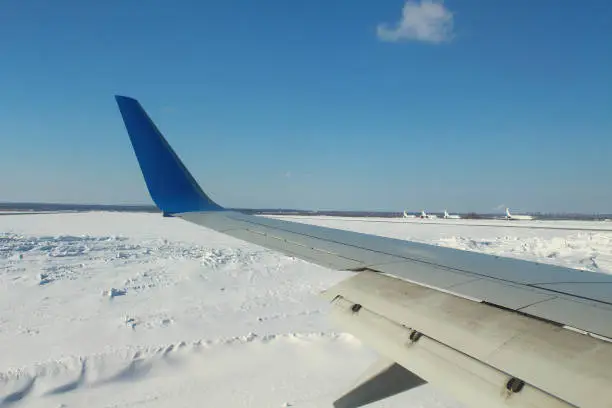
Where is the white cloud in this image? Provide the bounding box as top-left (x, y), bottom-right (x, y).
top-left (494, 204), bottom-right (506, 211)
top-left (377, 0), bottom-right (454, 44)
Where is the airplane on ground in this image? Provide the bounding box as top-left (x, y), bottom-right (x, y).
top-left (443, 210), bottom-right (461, 219)
top-left (116, 96), bottom-right (612, 408)
top-left (419, 210), bottom-right (437, 219)
top-left (505, 208), bottom-right (534, 221)
top-left (402, 210), bottom-right (415, 219)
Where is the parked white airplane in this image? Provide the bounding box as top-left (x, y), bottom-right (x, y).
top-left (116, 96), bottom-right (612, 408)
top-left (402, 210), bottom-right (415, 219)
top-left (505, 207), bottom-right (534, 220)
top-left (443, 210), bottom-right (461, 219)
top-left (419, 210), bottom-right (437, 219)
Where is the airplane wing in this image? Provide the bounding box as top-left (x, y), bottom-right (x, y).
top-left (115, 96), bottom-right (612, 408)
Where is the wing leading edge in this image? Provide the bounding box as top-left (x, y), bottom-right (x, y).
top-left (115, 96), bottom-right (612, 408)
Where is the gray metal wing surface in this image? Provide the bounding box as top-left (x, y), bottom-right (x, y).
top-left (117, 95), bottom-right (612, 408)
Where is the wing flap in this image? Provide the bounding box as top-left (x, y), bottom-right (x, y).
top-left (325, 272), bottom-right (612, 408)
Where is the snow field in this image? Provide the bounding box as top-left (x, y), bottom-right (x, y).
top-left (1, 212), bottom-right (610, 407)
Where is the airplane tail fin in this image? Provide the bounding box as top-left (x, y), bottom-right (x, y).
top-left (505, 208), bottom-right (511, 218)
top-left (444, 210), bottom-right (449, 218)
top-left (115, 96), bottom-right (223, 214)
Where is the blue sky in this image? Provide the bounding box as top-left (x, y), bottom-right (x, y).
top-left (1, 0), bottom-right (610, 213)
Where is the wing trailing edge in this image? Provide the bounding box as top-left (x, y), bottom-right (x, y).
top-left (324, 272), bottom-right (607, 408)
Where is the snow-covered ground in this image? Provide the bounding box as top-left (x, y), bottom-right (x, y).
top-left (0, 213), bottom-right (610, 407)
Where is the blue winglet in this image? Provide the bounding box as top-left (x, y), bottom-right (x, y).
top-left (115, 95), bottom-right (223, 214)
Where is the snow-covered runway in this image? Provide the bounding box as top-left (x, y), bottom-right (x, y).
top-left (1, 213), bottom-right (610, 407)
